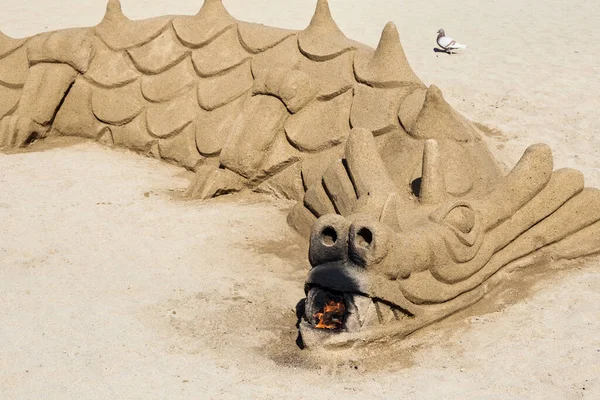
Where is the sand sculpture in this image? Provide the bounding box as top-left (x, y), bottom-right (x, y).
top-left (1, 0), bottom-right (599, 349)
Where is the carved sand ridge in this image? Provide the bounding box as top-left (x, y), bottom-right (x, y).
top-left (1, 0), bottom-right (599, 349)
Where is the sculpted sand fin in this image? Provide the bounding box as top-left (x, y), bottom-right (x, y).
top-left (96, 0), bottom-right (172, 50)
top-left (173, 0), bottom-right (236, 48)
top-left (194, 0), bottom-right (233, 19)
top-left (106, 0), bottom-right (122, 14)
top-left (355, 22), bottom-right (423, 87)
top-left (238, 22), bottom-right (297, 54)
top-left (412, 85), bottom-right (477, 142)
top-left (480, 143), bottom-right (553, 230)
top-left (0, 43), bottom-right (28, 87)
top-left (0, 30), bottom-right (27, 59)
top-left (298, 0), bottom-right (356, 60)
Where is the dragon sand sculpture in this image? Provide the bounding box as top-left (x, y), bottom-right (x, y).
top-left (1, 0), bottom-right (599, 349)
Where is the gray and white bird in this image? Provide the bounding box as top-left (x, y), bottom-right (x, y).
top-left (436, 29), bottom-right (468, 54)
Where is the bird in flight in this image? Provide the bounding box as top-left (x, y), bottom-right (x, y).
top-left (437, 29), bottom-right (468, 54)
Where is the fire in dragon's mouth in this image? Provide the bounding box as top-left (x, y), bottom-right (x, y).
top-left (313, 299), bottom-right (346, 330)
top-left (306, 287), bottom-right (347, 330)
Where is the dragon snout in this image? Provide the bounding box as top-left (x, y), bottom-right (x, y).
top-left (309, 214), bottom-right (350, 267)
top-left (309, 214), bottom-right (391, 268)
top-left (348, 216), bottom-right (390, 267)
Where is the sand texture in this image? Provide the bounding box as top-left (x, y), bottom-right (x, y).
top-left (0, 0), bottom-right (599, 399)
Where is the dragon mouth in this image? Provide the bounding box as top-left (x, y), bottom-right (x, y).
top-left (299, 262), bottom-right (415, 348)
top-left (304, 286), bottom-right (409, 334)
top-left (304, 285), bottom-right (412, 335)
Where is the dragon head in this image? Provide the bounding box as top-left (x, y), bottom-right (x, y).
top-left (299, 129), bottom-right (600, 348)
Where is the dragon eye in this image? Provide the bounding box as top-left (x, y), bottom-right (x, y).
top-left (431, 201), bottom-right (481, 250)
top-left (444, 205), bottom-right (475, 234)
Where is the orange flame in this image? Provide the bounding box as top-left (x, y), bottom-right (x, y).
top-left (313, 300), bottom-right (346, 330)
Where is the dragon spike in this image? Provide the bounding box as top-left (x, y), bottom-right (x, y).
top-left (482, 143), bottom-right (553, 230)
top-left (0, 25), bottom-right (28, 58)
top-left (196, 0), bottom-right (233, 24)
top-left (101, 0), bottom-right (128, 25)
top-left (374, 22), bottom-right (422, 85)
top-left (354, 22), bottom-right (423, 87)
top-left (419, 139), bottom-right (446, 204)
top-left (309, 0), bottom-right (337, 30)
top-left (173, 0), bottom-right (234, 47)
top-left (105, 0), bottom-right (123, 15)
top-left (0, 29), bottom-right (9, 44)
top-left (299, 0), bottom-right (355, 60)
top-left (195, 0), bottom-right (232, 20)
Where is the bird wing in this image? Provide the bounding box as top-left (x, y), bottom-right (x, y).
top-left (438, 35), bottom-right (468, 50)
top-left (437, 36), bottom-right (455, 49)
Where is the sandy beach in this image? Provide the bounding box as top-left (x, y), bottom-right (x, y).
top-left (1, 1), bottom-right (599, 398)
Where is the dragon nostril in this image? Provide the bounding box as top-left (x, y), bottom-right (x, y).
top-left (411, 177), bottom-right (422, 197)
top-left (356, 227), bottom-right (373, 247)
top-left (348, 221), bottom-right (390, 267)
top-left (321, 227), bottom-right (338, 247)
top-left (309, 215), bottom-right (351, 267)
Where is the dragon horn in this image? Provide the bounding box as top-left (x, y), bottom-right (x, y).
top-left (481, 143), bottom-right (553, 230)
top-left (419, 139), bottom-right (446, 204)
top-left (344, 128), bottom-right (396, 199)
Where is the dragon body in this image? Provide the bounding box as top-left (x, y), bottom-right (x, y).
top-left (1, 0), bottom-right (599, 348)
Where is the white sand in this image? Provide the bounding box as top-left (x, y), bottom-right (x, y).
top-left (1, 1), bottom-right (599, 399)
